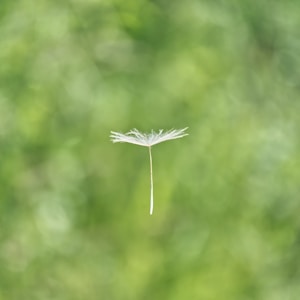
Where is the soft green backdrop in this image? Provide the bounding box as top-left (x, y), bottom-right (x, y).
top-left (0, 0), bottom-right (300, 299)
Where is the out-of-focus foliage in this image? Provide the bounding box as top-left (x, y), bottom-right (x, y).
top-left (0, 0), bottom-right (300, 299)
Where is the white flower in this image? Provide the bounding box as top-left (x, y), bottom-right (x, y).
top-left (110, 128), bottom-right (188, 215)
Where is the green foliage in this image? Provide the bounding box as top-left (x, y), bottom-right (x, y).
top-left (0, 1), bottom-right (300, 299)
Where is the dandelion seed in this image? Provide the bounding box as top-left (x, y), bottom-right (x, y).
top-left (110, 128), bottom-right (188, 215)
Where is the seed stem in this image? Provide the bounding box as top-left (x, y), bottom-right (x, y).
top-left (148, 146), bottom-right (153, 215)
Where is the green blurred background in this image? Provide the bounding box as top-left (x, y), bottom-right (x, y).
top-left (1, 0), bottom-right (300, 299)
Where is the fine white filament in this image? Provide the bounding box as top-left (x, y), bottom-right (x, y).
top-left (110, 128), bottom-right (188, 215)
top-left (149, 146), bottom-right (153, 215)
